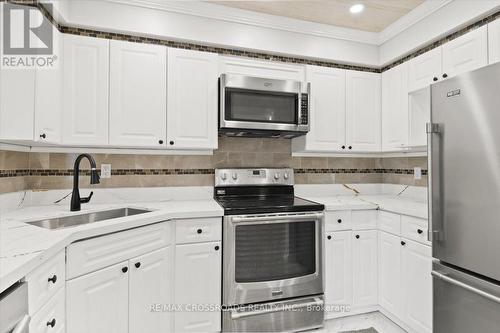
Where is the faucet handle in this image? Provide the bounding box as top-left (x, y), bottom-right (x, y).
top-left (80, 191), bottom-right (94, 204)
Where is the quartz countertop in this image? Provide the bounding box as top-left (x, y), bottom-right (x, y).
top-left (0, 186), bottom-right (428, 293)
top-left (0, 199), bottom-right (223, 293)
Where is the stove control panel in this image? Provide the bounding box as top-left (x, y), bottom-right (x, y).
top-left (215, 168), bottom-right (294, 186)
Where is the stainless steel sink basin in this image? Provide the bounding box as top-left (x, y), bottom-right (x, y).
top-left (26, 207), bottom-right (151, 230)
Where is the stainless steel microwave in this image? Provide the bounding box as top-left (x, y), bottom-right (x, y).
top-left (219, 74), bottom-right (310, 138)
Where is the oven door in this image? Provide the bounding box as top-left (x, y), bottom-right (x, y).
top-left (223, 212), bottom-right (324, 306)
top-left (220, 74), bottom-right (309, 133)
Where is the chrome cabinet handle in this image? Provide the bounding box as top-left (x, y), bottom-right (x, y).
top-left (432, 271), bottom-right (500, 305)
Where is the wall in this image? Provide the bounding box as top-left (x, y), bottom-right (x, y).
top-left (0, 138), bottom-right (428, 194)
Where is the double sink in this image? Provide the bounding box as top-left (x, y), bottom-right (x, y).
top-left (26, 207), bottom-right (151, 230)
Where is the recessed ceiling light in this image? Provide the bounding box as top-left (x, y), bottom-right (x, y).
top-left (350, 3), bottom-right (365, 14)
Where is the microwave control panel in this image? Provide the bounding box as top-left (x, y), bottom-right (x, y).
top-left (300, 93), bottom-right (309, 125)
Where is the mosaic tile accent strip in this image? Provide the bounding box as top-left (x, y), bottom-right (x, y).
top-left (20, 0), bottom-right (499, 73)
top-left (1, 168), bottom-right (427, 178)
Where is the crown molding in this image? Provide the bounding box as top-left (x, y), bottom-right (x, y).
top-left (104, 0), bottom-right (380, 44)
top-left (103, 0), bottom-right (455, 47)
top-left (378, 0), bottom-right (454, 44)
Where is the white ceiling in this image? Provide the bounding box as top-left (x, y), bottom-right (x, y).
top-left (208, 0), bottom-right (425, 32)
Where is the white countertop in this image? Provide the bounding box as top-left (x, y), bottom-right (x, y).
top-left (0, 184), bottom-right (427, 293)
top-left (0, 199), bottom-right (223, 293)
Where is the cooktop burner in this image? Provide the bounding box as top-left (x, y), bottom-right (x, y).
top-left (214, 168), bottom-right (324, 215)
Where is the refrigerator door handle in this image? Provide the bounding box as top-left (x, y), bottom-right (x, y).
top-left (427, 122), bottom-right (443, 241)
top-left (432, 271), bottom-right (500, 305)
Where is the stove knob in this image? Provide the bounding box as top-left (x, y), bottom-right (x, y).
top-left (220, 173), bottom-right (227, 181)
top-left (274, 172), bottom-right (280, 180)
top-left (284, 172), bottom-right (289, 180)
top-left (232, 173), bottom-right (238, 180)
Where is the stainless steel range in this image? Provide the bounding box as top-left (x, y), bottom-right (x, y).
top-left (214, 168), bottom-right (325, 332)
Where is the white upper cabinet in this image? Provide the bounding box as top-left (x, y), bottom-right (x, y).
top-left (352, 230), bottom-right (378, 308)
top-left (402, 240), bottom-right (432, 333)
top-left (34, 29), bottom-right (62, 145)
top-left (378, 231), bottom-right (402, 318)
top-left (167, 48), bottom-right (218, 150)
top-left (109, 40), bottom-right (167, 148)
top-left (325, 231), bottom-right (353, 319)
top-left (488, 19), bottom-right (500, 64)
top-left (408, 47), bottom-right (442, 92)
top-left (346, 71), bottom-right (381, 152)
top-left (62, 34), bottom-right (109, 146)
top-left (442, 25), bottom-right (488, 79)
top-left (219, 56), bottom-right (305, 82)
top-left (292, 66), bottom-right (346, 152)
top-left (381, 63), bottom-right (408, 151)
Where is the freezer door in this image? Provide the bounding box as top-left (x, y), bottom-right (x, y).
top-left (433, 261), bottom-right (500, 333)
top-left (429, 62), bottom-right (500, 281)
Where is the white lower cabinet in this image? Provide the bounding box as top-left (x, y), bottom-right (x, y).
top-left (325, 231), bottom-right (353, 319)
top-left (66, 261), bottom-right (129, 333)
top-left (401, 240), bottom-right (432, 333)
top-left (378, 231), bottom-right (402, 318)
top-left (352, 230), bottom-right (378, 309)
top-left (129, 246), bottom-right (173, 333)
top-left (29, 287), bottom-right (66, 333)
top-left (174, 241), bottom-right (222, 333)
top-left (67, 246), bottom-right (173, 333)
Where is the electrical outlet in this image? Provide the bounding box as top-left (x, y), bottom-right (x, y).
top-left (414, 167), bottom-right (422, 180)
top-left (101, 164), bottom-right (111, 178)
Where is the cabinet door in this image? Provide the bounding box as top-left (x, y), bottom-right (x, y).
top-left (346, 71), bottom-right (381, 152)
top-left (489, 19), bottom-right (500, 64)
top-left (402, 239), bottom-right (432, 333)
top-left (378, 231), bottom-right (402, 318)
top-left (408, 47), bottom-right (442, 92)
top-left (34, 29), bottom-right (62, 144)
top-left (62, 34), bottom-right (109, 145)
top-left (174, 242), bottom-right (221, 333)
top-left (325, 231), bottom-right (352, 319)
top-left (109, 40), bottom-right (166, 148)
top-left (302, 65), bottom-right (346, 152)
top-left (442, 26), bottom-right (488, 78)
top-left (219, 56), bottom-right (305, 82)
top-left (129, 246), bottom-right (173, 333)
top-left (167, 48), bottom-right (218, 150)
top-left (381, 63), bottom-right (408, 151)
top-left (352, 230), bottom-right (378, 308)
top-left (0, 36), bottom-right (35, 141)
top-left (66, 262), bottom-right (129, 333)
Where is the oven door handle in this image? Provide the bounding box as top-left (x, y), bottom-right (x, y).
top-left (231, 212), bottom-right (323, 224)
top-left (230, 297), bottom-right (324, 319)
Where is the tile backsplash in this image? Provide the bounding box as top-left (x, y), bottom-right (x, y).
top-left (0, 137), bottom-right (427, 194)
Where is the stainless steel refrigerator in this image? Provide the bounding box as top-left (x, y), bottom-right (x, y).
top-left (428, 61), bottom-right (500, 332)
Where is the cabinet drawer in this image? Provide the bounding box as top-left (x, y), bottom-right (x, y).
top-left (29, 287), bottom-right (65, 333)
top-left (26, 251), bottom-right (65, 314)
top-left (378, 211), bottom-right (401, 235)
top-left (175, 218), bottom-right (221, 244)
top-left (325, 211), bottom-right (351, 231)
top-left (66, 222), bottom-right (172, 279)
top-left (351, 210), bottom-right (378, 230)
top-left (401, 215), bottom-right (430, 246)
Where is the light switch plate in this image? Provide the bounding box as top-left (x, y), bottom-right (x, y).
top-left (101, 164), bottom-right (111, 178)
top-left (414, 167), bottom-right (422, 180)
